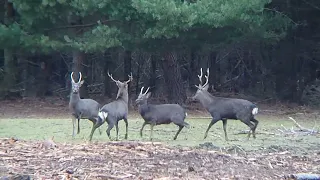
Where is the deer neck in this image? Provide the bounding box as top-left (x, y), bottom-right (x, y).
top-left (138, 101), bottom-right (149, 115)
top-left (117, 90), bottom-right (129, 104)
top-left (69, 92), bottom-right (80, 107)
top-left (198, 91), bottom-right (215, 111)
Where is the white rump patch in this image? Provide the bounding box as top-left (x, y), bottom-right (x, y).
top-left (185, 112), bottom-right (188, 117)
top-left (252, 107), bottom-right (258, 115)
top-left (98, 111), bottom-right (108, 121)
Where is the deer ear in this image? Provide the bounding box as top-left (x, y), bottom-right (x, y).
top-left (80, 80), bottom-right (84, 86)
top-left (146, 92), bottom-right (152, 98)
top-left (203, 84), bottom-right (209, 91)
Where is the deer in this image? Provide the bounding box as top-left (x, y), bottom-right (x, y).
top-left (135, 86), bottom-right (190, 141)
top-left (97, 71), bottom-right (133, 141)
top-left (190, 68), bottom-right (259, 141)
top-left (69, 71), bottom-right (102, 141)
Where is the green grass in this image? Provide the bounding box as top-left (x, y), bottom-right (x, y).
top-left (1, 115), bottom-right (319, 154)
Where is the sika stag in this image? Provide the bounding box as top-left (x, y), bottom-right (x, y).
top-left (97, 72), bottom-right (133, 141)
top-left (69, 72), bottom-right (102, 141)
top-left (135, 86), bottom-right (190, 140)
top-left (190, 68), bottom-right (259, 141)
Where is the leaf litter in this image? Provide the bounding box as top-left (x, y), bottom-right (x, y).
top-left (0, 138), bottom-right (319, 180)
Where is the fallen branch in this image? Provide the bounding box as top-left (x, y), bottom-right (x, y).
top-left (284, 173), bottom-right (320, 180)
top-left (234, 130), bottom-right (277, 135)
top-left (288, 117), bottom-right (317, 133)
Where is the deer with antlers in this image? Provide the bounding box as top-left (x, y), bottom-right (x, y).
top-left (69, 72), bottom-right (102, 141)
top-left (135, 86), bottom-right (190, 140)
top-left (190, 68), bottom-right (259, 141)
top-left (97, 71), bottom-right (133, 141)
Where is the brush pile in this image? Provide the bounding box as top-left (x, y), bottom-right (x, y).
top-left (0, 138), bottom-right (319, 180)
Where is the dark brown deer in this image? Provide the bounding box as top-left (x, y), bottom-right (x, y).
top-left (190, 68), bottom-right (259, 141)
top-left (97, 71), bottom-right (133, 141)
top-left (135, 86), bottom-right (190, 140)
top-left (69, 72), bottom-right (102, 141)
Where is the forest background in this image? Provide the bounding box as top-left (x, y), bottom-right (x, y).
top-left (1, 0), bottom-right (320, 109)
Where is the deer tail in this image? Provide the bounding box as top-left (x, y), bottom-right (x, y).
top-left (252, 105), bottom-right (259, 115)
top-left (98, 111), bottom-right (108, 122)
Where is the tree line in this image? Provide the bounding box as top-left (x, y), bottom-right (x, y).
top-left (0, 0), bottom-right (319, 106)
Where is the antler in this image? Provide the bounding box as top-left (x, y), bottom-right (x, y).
top-left (70, 72), bottom-right (82, 83)
top-left (70, 72), bottom-right (75, 83)
top-left (107, 71), bottom-right (119, 83)
top-left (202, 68), bottom-right (209, 87)
top-left (195, 68), bottom-right (210, 88)
top-left (139, 86), bottom-right (150, 95)
top-left (125, 72), bottom-right (133, 84)
top-left (197, 68), bottom-right (203, 86)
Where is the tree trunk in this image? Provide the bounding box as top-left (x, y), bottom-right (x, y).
top-left (103, 51), bottom-right (112, 98)
top-left (189, 50), bottom-right (196, 88)
top-left (68, 13), bottom-right (88, 98)
top-left (149, 54), bottom-right (157, 92)
top-left (36, 60), bottom-right (50, 98)
top-left (209, 51), bottom-right (217, 92)
top-left (161, 51), bottom-right (186, 104)
top-left (17, 54), bottom-right (29, 97)
top-left (124, 50), bottom-right (132, 96)
top-left (72, 50), bottom-right (88, 98)
top-left (1, 0), bottom-right (16, 97)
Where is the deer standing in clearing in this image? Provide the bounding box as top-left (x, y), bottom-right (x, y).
top-left (135, 86), bottom-right (190, 140)
top-left (190, 68), bottom-right (259, 141)
top-left (69, 72), bottom-right (102, 141)
top-left (97, 71), bottom-right (133, 141)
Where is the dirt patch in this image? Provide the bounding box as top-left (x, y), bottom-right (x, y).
top-left (0, 97), bottom-right (319, 120)
top-left (0, 138), bottom-right (319, 180)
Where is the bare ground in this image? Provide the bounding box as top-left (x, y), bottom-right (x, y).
top-left (1, 97), bottom-right (320, 180)
top-left (0, 96), bottom-right (319, 119)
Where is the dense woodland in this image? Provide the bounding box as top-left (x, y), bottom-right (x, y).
top-left (1, 0), bottom-right (320, 107)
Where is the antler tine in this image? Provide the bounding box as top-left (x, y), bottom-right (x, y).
top-left (203, 68), bottom-right (210, 87)
top-left (197, 68), bottom-right (203, 86)
top-left (125, 72), bottom-right (133, 83)
top-left (139, 86), bottom-right (145, 95)
top-left (143, 87), bottom-right (150, 95)
top-left (107, 71), bottom-right (118, 83)
top-left (78, 72), bottom-right (82, 83)
top-left (70, 72), bottom-right (75, 83)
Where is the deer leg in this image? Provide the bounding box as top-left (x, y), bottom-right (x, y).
top-left (106, 122), bottom-right (115, 141)
top-left (250, 118), bottom-right (259, 139)
top-left (140, 122), bottom-right (148, 138)
top-left (241, 119), bottom-right (255, 140)
top-left (98, 127), bottom-right (102, 135)
top-left (124, 118), bottom-right (128, 139)
top-left (115, 121), bottom-right (119, 141)
top-left (173, 125), bottom-right (184, 140)
top-left (71, 116), bottom-right (77, 138)
top-left (222, 119), bottom-right (228, 141)
top-left (204, 118), bottom-right (220, 140)
top-left (77, 113), bottom-right (83, 134)
top-left (89, 121), bottom-right (103, 142)
top-left (150, 124), bottom-right (155, 141)
top-left (77, 118), bottom-right (81, 134)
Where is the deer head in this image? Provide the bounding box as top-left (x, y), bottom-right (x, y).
top-left (191, 68), bottom-right (210, 101)
top-left (70, 72), bottom-right (84, 94)
top-left (135, 86), bottom-right (151, 105)
top-left (108, 71), bottom-right (133, 100)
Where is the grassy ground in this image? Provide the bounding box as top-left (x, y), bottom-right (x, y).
top-left (1, 114), bottom-right (319, 154)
